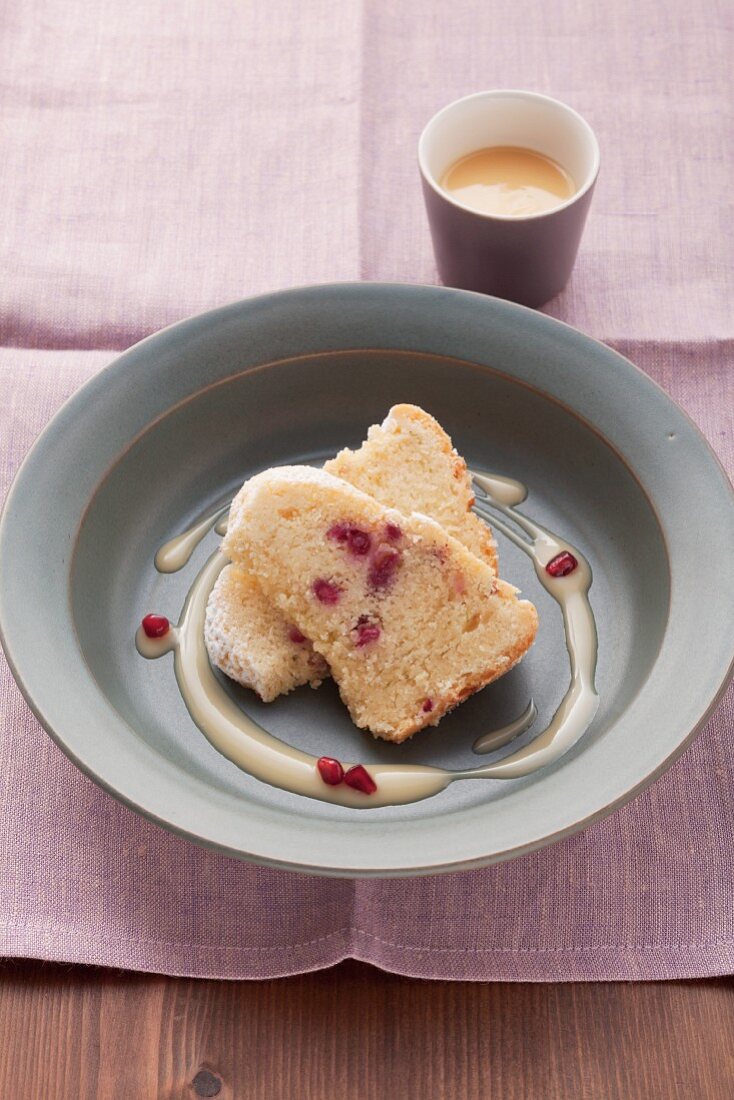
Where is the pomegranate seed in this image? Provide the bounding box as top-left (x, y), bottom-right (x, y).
top-left (328, 523), bottom-right (372, 557)
top-left (344, 764), bottom-right (377, 795)
top-left (386, 523), bottom-right (403, 541)
top-left (288, 626), bottom-right (307, 644)
top-left (317, 756), bottom-right (344, 785)
top-left (422, 698), bottom-right (434, 713)
top-left (353, 615), bottom-right (381, 647)
top-left (313, 578), bottom-right (342, 604)
top-left (368, 544), bottom-right (401, 589)
top-left (327, 523), bottom-right (348, 542)
top-left (348, 529), bottom-right (371, 556)
top-left (545, 551), bottom-right (578, 578)
top-left (142, 613), bottom-right (170, 638)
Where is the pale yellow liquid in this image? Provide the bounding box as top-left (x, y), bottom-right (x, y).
top-left (441, 146), bottom-right (575, 217)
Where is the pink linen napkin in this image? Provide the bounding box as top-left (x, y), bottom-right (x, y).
top-left (0, 0), bottom-right (732, 980)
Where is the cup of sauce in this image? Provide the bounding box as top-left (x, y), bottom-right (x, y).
top-left (418, 90), bottom-right (600, 307)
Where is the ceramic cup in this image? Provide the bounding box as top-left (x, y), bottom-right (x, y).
top-left (418, 90), bottom-right (600, 307)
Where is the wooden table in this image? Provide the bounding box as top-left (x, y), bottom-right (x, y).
top-left (1, 961), bottom-right (732, 1098)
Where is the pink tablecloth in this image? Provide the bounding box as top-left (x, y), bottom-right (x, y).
top-left (0, 1), bottom-right (732, 980)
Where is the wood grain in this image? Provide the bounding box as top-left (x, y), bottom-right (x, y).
top-left (0, 961), bottom-right (732, 1099)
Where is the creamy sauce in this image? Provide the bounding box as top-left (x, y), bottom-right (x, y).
top-left (473, 699), bottom-right (537, 754)
top-left (136, 472), bottom-right (599, 807)
top-left (469, 473), bottom-right (599, 777)
top-left (155, 505), bottom-right (229, 573)
top-left (471, 472), bottom-right (527, 508)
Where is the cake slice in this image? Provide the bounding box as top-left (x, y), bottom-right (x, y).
top-left (222, 466), bottom-right (537, 742)
top-left (206, 404), bottom-right (497, 700)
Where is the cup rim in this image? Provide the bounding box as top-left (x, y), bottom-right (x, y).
top-left (418, 89), bottom-right (601, 223)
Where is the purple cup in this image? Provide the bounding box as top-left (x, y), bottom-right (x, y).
top-left (419, 90), bottom-right (600, 308)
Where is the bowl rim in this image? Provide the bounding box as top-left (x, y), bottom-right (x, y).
top-left (1, 282), bottom-right (733, 876)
